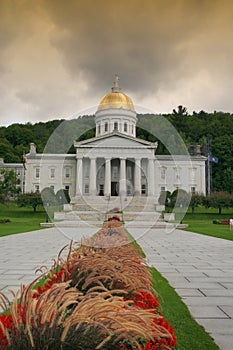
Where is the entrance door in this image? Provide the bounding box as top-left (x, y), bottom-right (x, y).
top-left (111, 182), bottom-right (119, 196)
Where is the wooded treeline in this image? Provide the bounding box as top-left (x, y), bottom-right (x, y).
top-left (0, 108), bottom-right (233, 192)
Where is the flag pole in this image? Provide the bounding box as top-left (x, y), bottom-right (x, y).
top-left (207, 153), bottom-right (211, 195)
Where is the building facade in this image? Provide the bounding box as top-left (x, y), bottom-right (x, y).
top-left (24, 76), bottom-right (206, 202)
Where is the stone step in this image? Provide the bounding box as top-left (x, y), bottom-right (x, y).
top-left (55, 211), bottom-right (162, 223)
top-left (72, 199), bottom-right (156, 213)
top-left (54, 220), bottom-right (174, 229)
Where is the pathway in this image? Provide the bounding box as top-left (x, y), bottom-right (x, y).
top-left (0, 226), bottom-right (233, 349)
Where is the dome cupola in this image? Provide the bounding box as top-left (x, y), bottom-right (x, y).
top-left (95, 75), bottom-right (137, 137)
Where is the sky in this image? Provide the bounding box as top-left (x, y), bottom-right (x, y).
top-left (1, 0), bottom-right (233, 126)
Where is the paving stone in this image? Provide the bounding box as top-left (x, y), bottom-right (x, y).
top-left (0, 283), bottom-right (8, 290)
top-left (220, 282), bottom-right (233, 289)
top-left (197, 318), bottom-right (233, 335)
top-left (211, 334), bottom-right (233, 350)
top-left (168, 282), bottom-right (224, 289)
top-left (175, 288), bottom-right (204, 297)
top-left (187, 305), bottom-right (229, 319)
top-left (218, 306), bottom-right (233, 318)
top-left (199, 289), bottom-right (233, 297)
top-left (183, 296), bottom-right (233, 306)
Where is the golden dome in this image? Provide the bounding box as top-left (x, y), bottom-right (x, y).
top-left (97, 91), bottom-right (135, 112)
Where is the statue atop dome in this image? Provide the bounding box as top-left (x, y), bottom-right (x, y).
top-left (112, 74), bottom-right (121, 92)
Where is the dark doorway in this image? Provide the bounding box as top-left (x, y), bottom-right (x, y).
top-left (99, 184), bottom-right (104, 196)
top-left (111, 182), bottom-right (119, 196)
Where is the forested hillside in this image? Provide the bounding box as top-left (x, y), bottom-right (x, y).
top-left (0, 109), bottom-right (232, 192)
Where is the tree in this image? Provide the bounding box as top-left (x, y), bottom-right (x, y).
top-left (203, 192), bottom-right (232, 214)
top-left (17, 192), bottom-right (43, 212)
top-left (55, 189), bottom-right (71, 205)
top-left (158, 190), bottom-right (171, 207)
top-left (189, 193), bottom-right (204, 214)
top-left (0, 169), bottom-right (20, 203)
top-left (169, 189), bottom-right (191, 210)
top-left (40, 187), bottom-right (56, 206)
top-left (172, 105), bottom-right (188, 116)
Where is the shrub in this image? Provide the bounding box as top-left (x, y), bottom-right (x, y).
top-left (213, 219), bottom-right (222, 224)
top-left (0, 219), bottom-right (10, 224)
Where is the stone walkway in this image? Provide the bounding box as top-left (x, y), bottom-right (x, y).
top-left (1, 226), bottom-right (233, 349)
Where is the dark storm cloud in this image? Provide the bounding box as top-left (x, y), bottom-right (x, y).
top-left (44, 0), bottom-right (232, 97)
top-left (1, 0), bottom-right (233, 125)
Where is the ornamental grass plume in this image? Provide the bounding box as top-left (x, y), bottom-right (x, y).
top-left (61, 292), bottom-right (172, 349)
top-left (69, 244), bottom-right (152, 294)
top-left (0, 281), bottom-right (82, 349)
top-left (0, 281), bottom-right (174, 350)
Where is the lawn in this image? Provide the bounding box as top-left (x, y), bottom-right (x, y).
top-left (0, 203), bottom-right (46, 236)
top-left (181, 206), bottom-right (233, 241)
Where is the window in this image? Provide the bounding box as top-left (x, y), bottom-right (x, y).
top-left (124, 122), bottom-right (127, 132)
top-left (50, 168), bottom-right (55, 178)
top-left (161, 186), bottom-right (166, 191)
top-left (141, 184), bottom-right (146, 195)
top-left (35, 185), bottom-right (39, 193)
top-left (98, 124), bottom-right (101, 135)
top-left (99, 184), bottom-right (104, 196)
top-left (84, 184), bottom-right (89, 194)
top-left (191, 186), bottom-right (196, 194)
top-left (35, 167), bottom-right (40, 178)
top-left (114, 122), bottom-right (118, 131)
top-left (131, 125), bottom-right (134, 134)
top-left (65, 185), bottom-right (69, 191)
top-left (50, 185), bottom-right (54, 190)
top-left (65, 167), bottom-right (70, 179)
top-left (104, 122), bottom-right (108, 132)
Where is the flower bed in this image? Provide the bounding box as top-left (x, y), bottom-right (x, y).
top-left (213, 219), bottom-right (229, 225)
top-left (0, 222), bottom-right (176, 349)
top-left (107, 215), bottom-right (121, 221)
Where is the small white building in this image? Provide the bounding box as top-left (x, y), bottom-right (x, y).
top-left (24, 76), bottom-right (206, 202)
top-left (0, 158), bottom-right (25, 192)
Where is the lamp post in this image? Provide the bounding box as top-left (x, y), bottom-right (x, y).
top-left (59, 195), bottom-right (62, 211)
top-left (46, 202), bottom-right (49, 223)
top-left (179, 203), bottom-right (183, 224)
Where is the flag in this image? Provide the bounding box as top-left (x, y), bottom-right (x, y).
top-left (23, 153), bottom-right (28, 169)
top-left (209, 155), bottom-right (218, 164)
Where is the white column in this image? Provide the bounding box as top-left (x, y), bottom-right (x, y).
top-left (76, 157), bottom-right (83, 196)
top-left (104, 158), bottom-right (111, 197)
top-left (134, 158), bottom-right (141, 196)
top-left (119, 158), bottom-right (127, 197)
top-left (89, 157), bottom-right (96, 195)
top-left (148, 158), bottom-right (155, 196)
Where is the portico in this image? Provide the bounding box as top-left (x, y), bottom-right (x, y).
top-left (74, 146), bottom-right (156, 198)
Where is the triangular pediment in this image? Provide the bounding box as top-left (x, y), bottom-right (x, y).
top-left (74, 131), bottom-right (157, 149)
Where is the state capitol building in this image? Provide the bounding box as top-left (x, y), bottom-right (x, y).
top-left (2, 76), bottom-right (206, 203)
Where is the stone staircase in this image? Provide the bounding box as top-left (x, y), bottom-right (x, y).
top-left (54, 196), bottom-right (174, 229)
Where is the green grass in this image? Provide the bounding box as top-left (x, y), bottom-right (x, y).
top-left (181, 206), bottom-right (233, 241)
top-left (151, 268), bottom-right (219, 350)
top-left (0, 203), bottom-right (47, 237)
